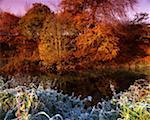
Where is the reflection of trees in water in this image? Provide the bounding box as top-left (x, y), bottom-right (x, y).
top-left (0, 69), bottom-right (147, 104)
top-left (40, 70), bottom-right (146, 104)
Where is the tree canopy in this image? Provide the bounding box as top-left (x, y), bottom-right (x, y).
top-left (1, 1), bottom-right (150, 74)
top-left (39, 12), bottom-right (77, 66)
top-left (19, 3), bottom-right (51, 40)
top-left (58, 0), bottom-right (138, 65)
top-left (61, 0), bottom-right (137, 22)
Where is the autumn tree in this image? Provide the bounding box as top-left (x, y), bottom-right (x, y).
top-left (39, 12), bottom-right (77, 66)
top-left (74, 23), bottom-right (119, 62)
top-left (0, 12), bottom-right (20, 32)
top-left (60, 0), bottom-right (137, 63)
top-left (112, 13), bottom-right (150, 62)
top-left (61, 0), bottom-right (137, 30)
top-left (19, 3), bottom-right (51, 40)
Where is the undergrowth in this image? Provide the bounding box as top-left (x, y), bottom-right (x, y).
top-left (114, 79), bottom-right (150, 120)
top-left (0, 76), bottom-right (149, 120)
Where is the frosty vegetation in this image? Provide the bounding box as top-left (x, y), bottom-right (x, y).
top-left (0, 76), bottom-right (149, 120)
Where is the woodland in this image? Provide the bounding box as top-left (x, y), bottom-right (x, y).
top-left (0, 0), bottom-right (150, 120)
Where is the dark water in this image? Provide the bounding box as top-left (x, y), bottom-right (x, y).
top-left (38, 68), bottom-right (148, 104)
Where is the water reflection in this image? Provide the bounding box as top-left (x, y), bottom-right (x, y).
top-left (40, 69), bottom-right (147, 104)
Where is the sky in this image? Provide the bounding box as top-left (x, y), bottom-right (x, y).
top-left (0, 0), bottom-right (61, 15)
top-left (0, 0), bottom-right (150, 17)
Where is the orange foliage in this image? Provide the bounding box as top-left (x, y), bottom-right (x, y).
top-left (0, 12), bottom-right (20, 32)
top-left (60, 0), bottom-right (137, 64)
top-left (74, 23), bottom-right (119, 62)
top-left (1, 2), bottom-right (150, 74)
top-left (61, 0), bottom-right (137, 23)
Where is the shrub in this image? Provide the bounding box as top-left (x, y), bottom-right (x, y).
top-left (0, 76), bottom-right (149, 120)
top-left (0, 76), bottom-right (119, 120)
top-left (115, 79), bottom-right (150, 120)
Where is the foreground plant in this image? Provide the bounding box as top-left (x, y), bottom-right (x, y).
top-left (116, 79), bottom-right (150, 120)
top-left (0, 76), bottom-right (149, 120)
top-left (0, 80), bottom-right (119, 120)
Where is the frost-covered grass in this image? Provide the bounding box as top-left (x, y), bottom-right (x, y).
top-left (0, 76), bottom-right (149, 120)
top-left (114, 79), bottom-right (150, 120)
top-left (0, 86), bottom-right (119, 120)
